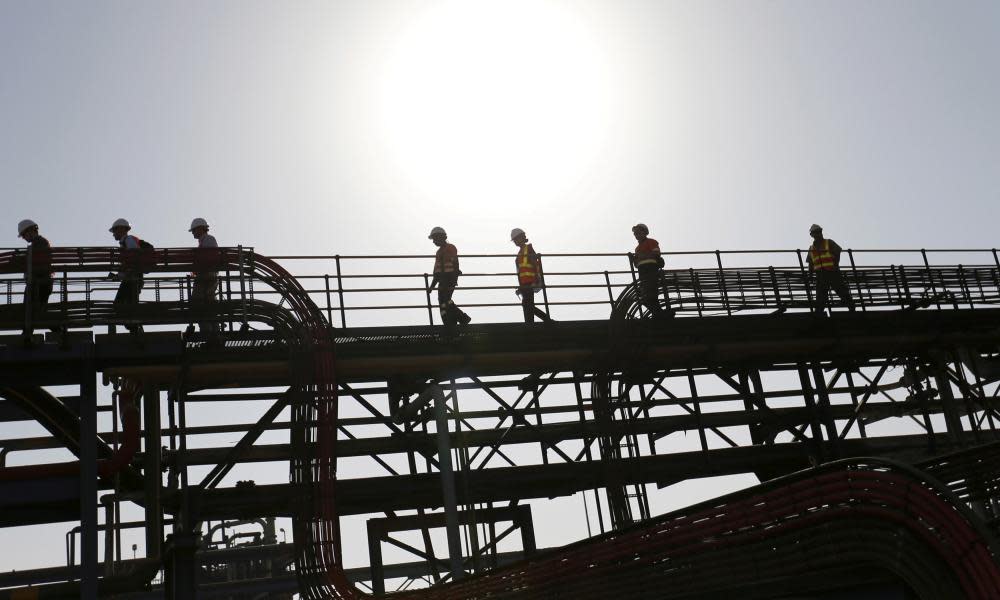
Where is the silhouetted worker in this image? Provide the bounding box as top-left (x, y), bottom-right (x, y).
top-left (189, 217), bottom-right (220, 339)
top-left (806, 223), bottom-right (855, 315)
top-left (428, 227), bottom-right (471, 328)
top-left (631, 223), bottom-right (670, 318)
top-left (109, 218), bottom-right (147, 334)
top-left (510, 228), bottom-right (551, 323)
top-left (17, 219), bottom-right (60, 342)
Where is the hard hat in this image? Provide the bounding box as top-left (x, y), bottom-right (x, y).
top-left (189, 217), bottom-right (209, 232)
top-left (632, 223), bottom-right (649, 234)
top-left (510, 227), bottom-right (525, 241)
top-left (109, 218), bottom-right (131, 232)
top-left (809, 223), bottom-right (822, 233)
top-left (428, 226), bottom-right (447, 239)
top-left (17, 219), bottom-right (38, 236)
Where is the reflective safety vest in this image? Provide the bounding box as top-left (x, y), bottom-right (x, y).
top-left (810, 239), bottom-right (836, 271)
top-left (434, 243), bottom-right (458, 273)
top-left (635, 238), bottom-right (661, 266)
top-left (516, 244), bottom-right (538, 286)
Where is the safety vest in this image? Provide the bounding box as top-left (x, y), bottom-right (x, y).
top-left (635, 238), bottom-right (661, 266)
top-left (810, 239), bottom-right (836, 271)
top-left (434, 243), bottom-right (458, 273)
top-left (516, 244), bottom-right (538, 286)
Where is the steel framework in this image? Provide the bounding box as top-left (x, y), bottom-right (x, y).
top-left (1, 246), bottom-right (1000, 599)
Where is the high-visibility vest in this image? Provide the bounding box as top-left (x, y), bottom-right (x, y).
top-left (635, 238), bottom-right (661, 266)
top-left (516, 244), bottom-right (538, 286)
top-left (810, 239), bottom-right (836, 271)
top-left (434, 243), bottom-right (458, 273)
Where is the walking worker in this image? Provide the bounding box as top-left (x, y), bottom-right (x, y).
top-left (510, 228), bottom-right (550, 323)
top-left (806, 223), bottom-right (855, 315)
top-left (109, 218), bottom-right (147, 334)
top-left (428, 226), bottom-right (471, 328)
top-left (631, 223), bottom-right (669, 318)
top-left (189, 218), bottom-right (220, 337)
top-left (17, 219), bottom-right (57, 341)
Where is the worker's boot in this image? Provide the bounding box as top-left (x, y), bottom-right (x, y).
top-left (457, 309), bottom-right (471, 325)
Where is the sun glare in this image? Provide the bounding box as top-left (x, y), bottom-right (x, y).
top-left (376, 0), bottom-right (614, 208)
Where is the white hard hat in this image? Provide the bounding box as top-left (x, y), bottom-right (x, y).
top-left (189, 217), bottom-right (209, 232)
top-left (632, 223), bottom-right (649, 234)
top-left (428, 226), bottom-right (447, 239)
top-left (17, 219), bottom-right (38, 236)
top-left (109, 218), bottom-right (131, 232)
top-left (809, 223), bottom-right (822, 233)
top-left (510, 227), bottom-right (525, 241)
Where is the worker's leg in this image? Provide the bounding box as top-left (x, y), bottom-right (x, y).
top-left (115, 276), bottom-right (144, 333)
top-left (814, 272), bottom-right (831, 315)
top-left (831, 272), bottom-right (855, 311)
top-left (192, 276), bottom-right (219, 334)
top-left (520, 286), bottom-right (535, 323)
top-left (438, 284), bottom-right (456, 326)
top-left (23, 277), bottom-right (53, 338)
top-left (638, 267), bottom-right (662, 316)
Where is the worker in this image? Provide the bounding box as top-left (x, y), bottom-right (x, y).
top-left (188, 218), bottom-right (220, 339)
top-left (428, 227), bottom-right (471, 328)
top-left (109, 218), bottom-right (147, 334)
top-left (806, 224), bottom-right (855, 315)
top-left (510, 228), bottom-right (550, 323)
top-left (16, 219), bottom-right (60, 341)
top-left (630, 223), bottom-right (670, 318)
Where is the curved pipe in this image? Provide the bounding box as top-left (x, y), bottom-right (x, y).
top-left (0, 382), bottom-right (139, 482)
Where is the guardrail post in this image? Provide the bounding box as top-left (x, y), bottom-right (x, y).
top-left (921, 248), bottom-right (942, 309)
top-left (716, 250), bottom-right (731, 316)
top-left (237, 245), bottom-right (248, 329)
top-left (24, 244), bottom-right (33, 336)
top-left (538, 253), bottom-right (551, 319)
top-left (796, 249), bottom-right (814, 313)
top-left (424, 273), bottom-right (435, 326)
top-left (603, 271), bottom-right (614, 308)
top-left (334, 255), bottom-right (347, 328)
top-left (847, 249), bottom-right (866, 312)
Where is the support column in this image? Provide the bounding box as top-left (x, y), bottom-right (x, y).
top-left (431, 384), bottom-right (465, 582)
top-left (80, 371), bottom-right (98, 600)
top-left (163, 532), bottom-right (199, 599)
top-left (143, 385), bottom-right (162, 560)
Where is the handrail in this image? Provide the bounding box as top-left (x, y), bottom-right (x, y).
top-left (2, 247), bottom-right (1000, 331)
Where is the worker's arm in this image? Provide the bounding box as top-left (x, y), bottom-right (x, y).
top-left (828, 239), bottom-right (843, 266)
top-left (806, 250), bottom-right (814, 272)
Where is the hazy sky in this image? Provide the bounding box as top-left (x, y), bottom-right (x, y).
top-left (2, 0), bottom-right (998, 257)
top-left (2, 0), bottom-right (999, 576)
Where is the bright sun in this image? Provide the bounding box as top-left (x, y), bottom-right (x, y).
top-left (376, 0), bottom-right (614, 207)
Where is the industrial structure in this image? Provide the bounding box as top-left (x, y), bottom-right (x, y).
top-left (2, 245), bottom-right (1000, 599)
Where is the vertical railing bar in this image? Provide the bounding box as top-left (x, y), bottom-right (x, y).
top-left (603, 271), bottom-right (614, 309)
top-left (424, 273), bottom-right (435, 326)
top-left (716, 250), bottom-right (731, 316)
top-left (324, 274), bottom-right (333, 326)
top-left (335, 255), bottom-right (347, 329)
top-left (922, 248), bottom-right (942, 309)
top-left (847, 249), bottom-right (866, 312)
top-left (538, 253), bottom-right (551, 319)
top-left (24, 244), bottom-right (33, 336)
top-left (795, 250), bottom-right (813, 314)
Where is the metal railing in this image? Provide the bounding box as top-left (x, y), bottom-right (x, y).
top-left (1, 247), bottom-right (999, 332)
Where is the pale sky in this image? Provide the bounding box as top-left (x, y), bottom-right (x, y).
top-left (2, 1), bottom-right (997, 256)
top-left (1, 0), bottom-right (999, 578)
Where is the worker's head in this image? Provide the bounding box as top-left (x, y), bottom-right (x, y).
top-left (428, 226), bottom-right (447, 246)
top-left (17, 219), bottom-right (38, 242)
top-left (109, 218), bottom-right (131, 241)
top-left (189, 218), bottom-right (209, 239)
top-left (809, 223), bottom-right (823, 241)
top-left (510, 228), bottom-right (527, 246)
top-left (632, 223), bottom-right (649, 241)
